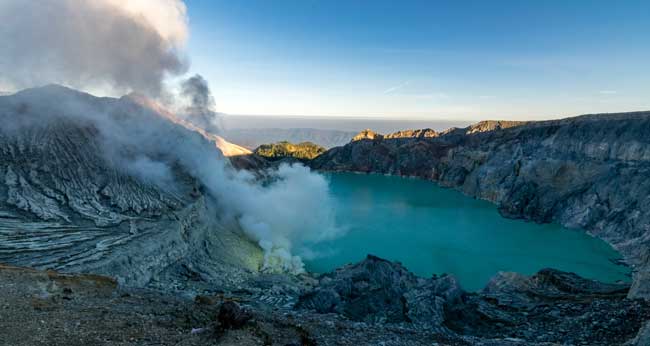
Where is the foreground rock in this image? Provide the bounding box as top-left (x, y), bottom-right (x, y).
top-left (0, 262), bottom-right (496, 346)
top-left (310, 114), bottom-right (650, 299)
top-left (2, 256), bottom-right (647, 346)
top-left (296, 255), bottom-right (462, 331)
top-left (447, 268), bottom-right (648, 345)
top-left (294, 255), bottom-right (649, 345)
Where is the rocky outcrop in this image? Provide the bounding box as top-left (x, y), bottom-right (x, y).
top-left (290, 255), bottom-right (649, 345)
top-left (385, 128), bottom-right (439, 139)
top-left (310, 112), bottom-right (650, 299)
top-left (296, 255), bottom-right (463, 330)
top-left (254, 141), bottom-right (326, 161)
top-left (351, 129), bottom-right (383, 141)
top-left (465, 120), bottom-right (527, 134)
top-left (0, 85), bottom-right (263, 289)
top-left (627, 321), bottom-right (650, 346)
top-left (446, 267), bottom-right (649, 345)
top-left (481, 269), bottom-right (629, 310)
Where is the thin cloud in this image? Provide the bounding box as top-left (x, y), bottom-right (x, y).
top-left (404, 92), bottom-right (450, 100)
top-left (383, 81), bottom-right (411, 94)
top-left (599, 90), bottom-right (618, 95)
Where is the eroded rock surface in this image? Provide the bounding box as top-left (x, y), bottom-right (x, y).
top-left (296, 255), bottom-right (462, 330)
top-left (0, 85), bottom-right (263, 289)
top-left (446, 268), bottom-right (648, 344)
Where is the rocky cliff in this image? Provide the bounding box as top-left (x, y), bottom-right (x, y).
top-left (310, 112), bottom-right (650, 299)
top-left (0, 85), bottom-right (263, 289)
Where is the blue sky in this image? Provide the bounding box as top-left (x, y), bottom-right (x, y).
top-left (185, 0), bottom-right (650, 120)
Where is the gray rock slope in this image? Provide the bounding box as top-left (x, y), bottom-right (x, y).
top-left (0, 85), bottom-right (263, 288)
top-left (296, 255), bottom-right (463, 331)
top-left (310, 115), bottom-right (650, 299)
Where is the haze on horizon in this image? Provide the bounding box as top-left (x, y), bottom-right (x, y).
top-left (2, 0), bottom-right (650, 121)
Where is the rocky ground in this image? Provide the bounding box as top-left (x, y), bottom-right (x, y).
top-left (1, 256), bottom-right (648, 346)
top-left (0, 262), bottom-right (483, 346)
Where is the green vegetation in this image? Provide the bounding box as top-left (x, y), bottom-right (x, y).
top-left (254, 141), bottom-right (326, 161)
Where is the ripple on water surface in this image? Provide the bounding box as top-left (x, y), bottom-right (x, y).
top-left (304, 173), bottom-right (630, 291)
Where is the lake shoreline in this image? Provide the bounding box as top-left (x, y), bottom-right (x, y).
top-left (306, 171), bottom-right (630, 291)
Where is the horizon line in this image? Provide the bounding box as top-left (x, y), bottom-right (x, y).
top-left (221, 109), bottom-right (650, 122)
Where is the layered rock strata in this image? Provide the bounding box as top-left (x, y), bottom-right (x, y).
top-left (0, 85), bottom-right (263, 288)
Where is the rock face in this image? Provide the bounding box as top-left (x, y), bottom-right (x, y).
top-left (481, 268), bottom-right (629, 310)
top-left (0, 85), bottom-right (263, 289)
top-left (385, 128), bottom-right (439, 139)
top-left (291, 255), bottom-right (649, 345)
top-left (446, 267), bottom-right (649, 345)
top-left (310, 112), bottom-right (650, 299)
top-left (627, 321), bottom-right (650, 346)
top-left (296, 255), bottom-right (463, 330)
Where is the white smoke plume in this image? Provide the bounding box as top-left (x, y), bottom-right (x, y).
top-left (0, 0), bottom-right (189, 96)
top-left (223, 164), bottom-right (341, 273)
top-left (1, 85), bottom-right (342, 273)
top-left (0, 0), bottom-right (342, 273)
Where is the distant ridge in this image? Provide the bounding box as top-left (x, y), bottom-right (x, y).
top-left (223, 127), bottom-right (357, 149)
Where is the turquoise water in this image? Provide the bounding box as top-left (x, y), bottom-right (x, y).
top-left (304, 173), bottom-right (630, 291)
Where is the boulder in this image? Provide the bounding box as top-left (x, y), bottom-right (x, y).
top-left (296, 255), bottom-right (464, 328)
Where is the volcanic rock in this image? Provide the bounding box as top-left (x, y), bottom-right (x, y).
top-left (0, 85), bottom-right (263, 289)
